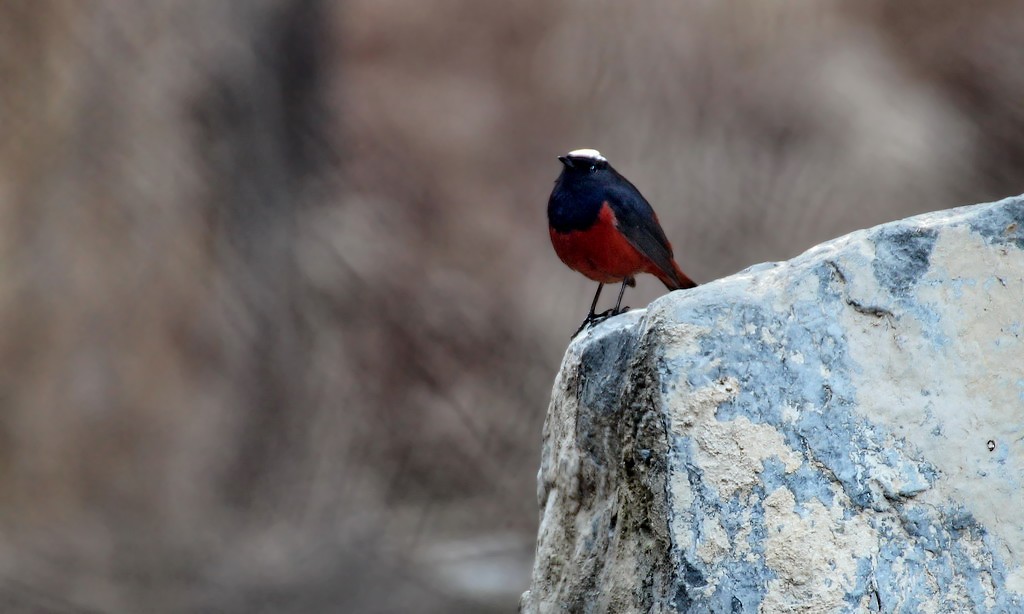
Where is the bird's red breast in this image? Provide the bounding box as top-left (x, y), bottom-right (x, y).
top-left (550, 201), bottom-right (678, 286)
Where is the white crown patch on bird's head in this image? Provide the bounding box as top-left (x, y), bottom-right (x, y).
top-left (566, 148), bottom-right (606, 162)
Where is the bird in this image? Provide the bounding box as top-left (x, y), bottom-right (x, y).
top-left (547, 148), bottom-right (697, 336)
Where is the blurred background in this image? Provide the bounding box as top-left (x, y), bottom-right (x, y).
top-left (1, 1), bottom-right (1023, 612)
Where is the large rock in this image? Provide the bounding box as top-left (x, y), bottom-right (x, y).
top-left (521, 197), bottom-right (1024, 613)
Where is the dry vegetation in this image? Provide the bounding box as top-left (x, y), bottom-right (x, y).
top-left (1, 1), bottom-right (1022, 612)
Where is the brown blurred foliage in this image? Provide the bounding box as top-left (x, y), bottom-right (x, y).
top-left (0, 1), bottom-right (1022, 612)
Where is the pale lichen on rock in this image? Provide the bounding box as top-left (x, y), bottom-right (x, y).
top-left (522, 197), bottom-right (1024, 613)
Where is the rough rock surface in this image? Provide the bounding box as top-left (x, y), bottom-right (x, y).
top-left (521, 197), bottom-right (1024, 613)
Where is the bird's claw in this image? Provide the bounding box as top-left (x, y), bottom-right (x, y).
top-left (570, 307), bottom-right (630, 338)
top-left (572, 314), bottom-right (605, 338)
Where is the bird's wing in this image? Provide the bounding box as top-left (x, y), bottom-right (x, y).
top-left (605, 179), bottom-right (683, 287)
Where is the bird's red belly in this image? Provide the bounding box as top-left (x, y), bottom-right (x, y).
top-left (549, 203), bottom-right (649, 283)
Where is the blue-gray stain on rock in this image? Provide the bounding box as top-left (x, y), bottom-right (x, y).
top-left (653, 200), bottom-right (1024, 611)
top-left (523, 198), bottom-right (1024, 614)
top-left (579, 325), bottom-right (637, 412)
top-left (669, 437), bottom-right (770, 613)
top-left (870, 226), bottom-right (938, 298)
top-left (966, 195), bottom-right (1024, 250)
top-left (678, 294), bottom-right (914, 514)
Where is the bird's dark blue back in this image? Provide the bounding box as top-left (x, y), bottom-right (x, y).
top-left (549, 164), bottom-right (665, 243)
top-left (549, 161), bottom-right (680, 282)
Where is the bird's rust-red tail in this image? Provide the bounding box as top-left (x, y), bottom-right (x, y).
top-left (652, 258), bottom-right (698, 290)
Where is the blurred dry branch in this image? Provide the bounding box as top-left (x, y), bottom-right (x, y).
top-left (1, 1), bottom-right (1023, 612)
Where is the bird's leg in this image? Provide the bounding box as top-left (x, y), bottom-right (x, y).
top-left (612, 276), bottom-right (634, 315)
top-left (587, 282), bottom-right (604, 319)
top-left (573, 283), bottom-right (609, 338)
top-left (572, 278), bottom-right (638, 338)
top-left (574, 277), bottom-right (639, 337)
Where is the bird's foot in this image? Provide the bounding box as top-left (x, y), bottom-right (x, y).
top-left (570, 308), bottom-right (628, 338)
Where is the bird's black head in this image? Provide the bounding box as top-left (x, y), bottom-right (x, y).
top-left (549, 148), bottom-right (621, 232)
top-left (557, 148), bottom-right (610, 174)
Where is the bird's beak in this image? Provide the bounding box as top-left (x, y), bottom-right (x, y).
top-left (558, 155), bottom-right (574, 168)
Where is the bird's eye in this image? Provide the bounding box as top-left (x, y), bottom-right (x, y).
top-left (589, 165), bottom-right (596, 172)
